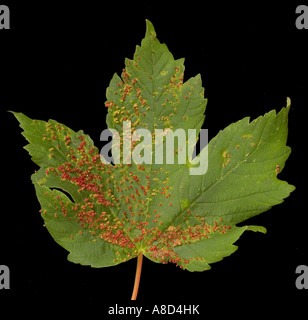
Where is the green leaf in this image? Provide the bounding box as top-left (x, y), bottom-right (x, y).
top-left (13, 19), bottom-right (294, 278)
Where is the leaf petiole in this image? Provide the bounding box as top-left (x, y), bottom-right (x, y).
top-left (131, 253), bottom-right (143, 300)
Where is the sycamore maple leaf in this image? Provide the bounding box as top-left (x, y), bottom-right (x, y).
top-left (13, 20), bottom-right (294, 299)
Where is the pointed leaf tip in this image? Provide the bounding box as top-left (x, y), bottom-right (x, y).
top-left (145, 19), bottom-right (156, 37)
top-left (286, 97), bottom-right (291, 108)
top-left (246, 225), bottom-right (267, 234)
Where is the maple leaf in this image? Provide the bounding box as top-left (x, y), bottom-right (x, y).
top-left (13, 20), bottom-right (295, 299)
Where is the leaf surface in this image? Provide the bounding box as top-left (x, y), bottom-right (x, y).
top-left (13, 20), bottom-right (294, 272)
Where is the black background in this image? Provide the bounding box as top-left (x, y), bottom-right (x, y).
top-left (0, 1), bottom-right (307, 316)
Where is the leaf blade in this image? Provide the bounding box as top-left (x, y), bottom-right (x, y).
top-left (13, 21), bottom-right (294, 275)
